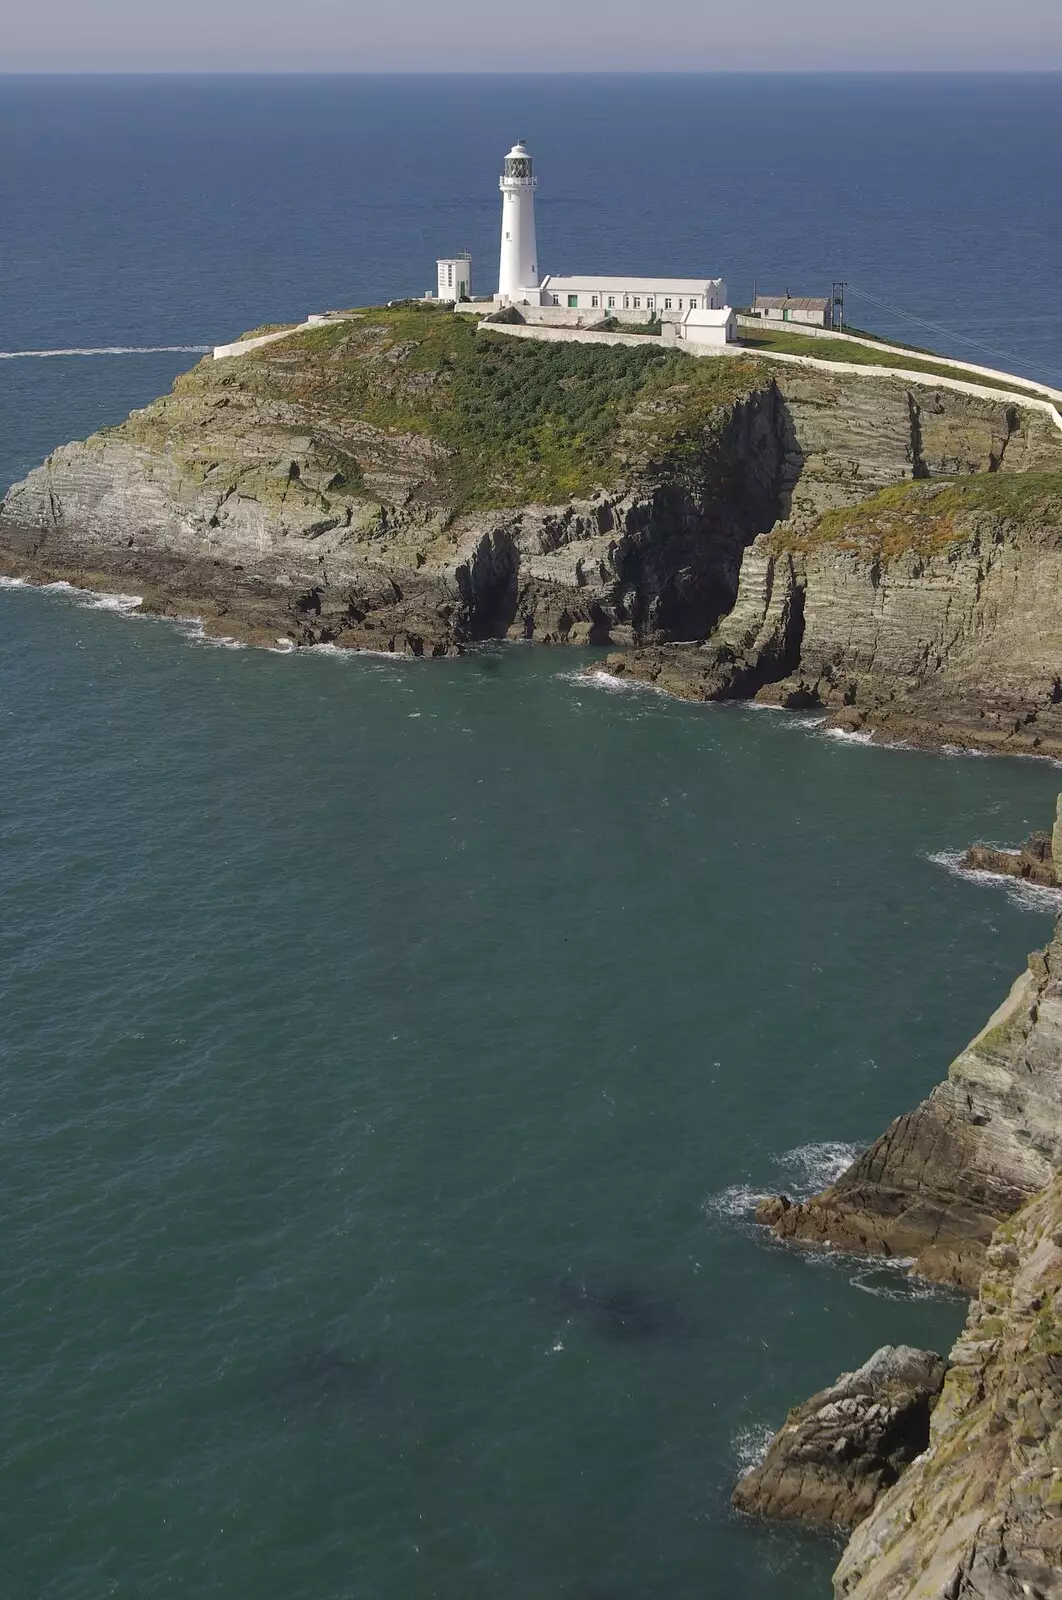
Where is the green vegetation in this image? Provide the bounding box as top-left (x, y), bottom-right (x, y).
top-left (774, 471), bottom-right (1062, 563)
top-left (739, 323), bottom-right (1058, 404)
top-left (168, 305), bottom-right (769, 510)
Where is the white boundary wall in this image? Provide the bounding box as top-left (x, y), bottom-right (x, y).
top-left (213, 312), bottom-right (358, 361)
top-left (735, 315), bottom-right (1062, 405)
top-left (478, 321), bottom-right (1062, 434)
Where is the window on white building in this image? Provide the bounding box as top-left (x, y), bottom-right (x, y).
top-left (677, 299), bottom-right (683, 310)
top-left (633, 297), bottom-right (641, 309)
top-left (647, 297), bottom-right (654, 310)
top-left (608, 296), bottom-right (616, 308)
top-left (591, 295), bottom-right (599, 307)
top-left (664, 298), bottom-right (672, 309)
top-left (551, 295), bottom-right (560, 305)
top-left (623, 296), bottom-right (629, 309)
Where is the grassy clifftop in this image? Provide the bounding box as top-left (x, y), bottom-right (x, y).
top-left (772, 470), bottom-right (1062, 564)
top-left (120, 306), bottom-right (769, 513)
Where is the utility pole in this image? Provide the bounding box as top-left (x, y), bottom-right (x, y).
top-left (831, 280), bottom-right (848, 332)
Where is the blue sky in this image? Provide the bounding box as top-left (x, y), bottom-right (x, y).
top-left (5, 0), bottom-right (1062, 72)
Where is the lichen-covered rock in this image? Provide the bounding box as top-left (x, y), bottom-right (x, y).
top-left (0, 309), bottom-right (785, 653)
top-left (834, 1180), bottom-right (1062, 1600)
top-left (758, 918), bottom-right (1062, 1288)
top-left (731, 1346), bottom-right (947, 1531)
top-left (5, 306), bottom-right (1062, 714)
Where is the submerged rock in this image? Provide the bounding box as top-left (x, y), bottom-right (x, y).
top-left (731, 1345), bottom-right (947, 1531)
top-left (545, 1274), bottom-right (693, 1343)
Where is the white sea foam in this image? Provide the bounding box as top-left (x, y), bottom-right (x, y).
top-left (732, 1422), bottom-right (775, 1475)
top-left (560, 667), bottom-right (672, 698)
top-left (80, 590), bottom-right (144, 613)
top-left (821, 726), bottom-right (877, 746)
top-left (0, 345), bottom-right (211, 359)
top-left (0, 575), bottom-right (29, 588)
top-left (928, 849), bottom-right (1062, 913)
top-left (848, 1261), bottom-right (948, 1302)
top-left (773, 1140), bottom-right (862, 1197)
top-left (703, 1183), bottom-right (771, 1220)
top-left (704, 1141), bottom-right (860, 1223)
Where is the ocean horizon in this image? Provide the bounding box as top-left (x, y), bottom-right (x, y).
top-left (3, 71), bottom-right (1062, 1599)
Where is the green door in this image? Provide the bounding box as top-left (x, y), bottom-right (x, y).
top-left (568, 295), bottom-right (578, 308)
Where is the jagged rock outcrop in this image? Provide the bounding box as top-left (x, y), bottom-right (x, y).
top-left (758, 918), bottom-right (1062, 1289)
top-left (604, 471), bottom-right (1062, 758)
top-left (599, 388), bottom-right (1062, 756)
top-left (962, 797), bottom-right (1062, 888)
top-left (731, 1345), bottom-right (947, 1531)
top-left (834, 1180), bottom-right (1062, 1600)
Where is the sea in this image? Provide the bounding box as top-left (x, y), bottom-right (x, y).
top-left (2, 73), bottom-right (1062, 1600)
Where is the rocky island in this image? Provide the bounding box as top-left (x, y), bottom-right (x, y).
top-left (3, 305), bottom-right (1062, 756)
top-left (7, 308), bottom-right (1062, 1597)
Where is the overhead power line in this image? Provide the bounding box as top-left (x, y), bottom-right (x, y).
top-left (846, 285), bottom-right (1062, 388)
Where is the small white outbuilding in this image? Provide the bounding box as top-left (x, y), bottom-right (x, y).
top-left (436, 254), bottom-right (472, 303)
top-left (675, 306), bottom-right (737, 347)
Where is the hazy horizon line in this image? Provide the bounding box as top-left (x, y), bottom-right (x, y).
top-left (2, 66), bottom-right (1061, 77)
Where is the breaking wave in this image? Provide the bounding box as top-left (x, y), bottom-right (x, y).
top-left (928, 849), bottom-right (1062, 913)
top-left (703, 1183), bottom-right (771, 1220)
top-left (820, 726), bottom-right (877, 746)
top-left (562, 667), bottom-right (671, 697)
top-left (732, 1422), bottom-right (774, 1475)
top-left (0, 345), bottom-right (211, 359)
top-left (774, 1140), bottom-right (862, 1196)
top-left (705, 1140), bottom-right (861, 1222)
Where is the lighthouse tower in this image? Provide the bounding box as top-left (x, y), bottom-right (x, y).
top-left (497, 141), bottom-right (540, 302)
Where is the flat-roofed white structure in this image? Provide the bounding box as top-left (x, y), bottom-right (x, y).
top-left (539, 275), bottom-right (727, 316)
top-left (436, 254), bottom-right (472, 302)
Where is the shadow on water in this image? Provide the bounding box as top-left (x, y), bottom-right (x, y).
top-left (270, 1347), bottom-right (405, 1425)
top-left (541, 1272), bottom-right (699, 1345)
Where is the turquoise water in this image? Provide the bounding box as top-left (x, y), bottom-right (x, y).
top-left (5, 583), bottom-right (1062, 1599)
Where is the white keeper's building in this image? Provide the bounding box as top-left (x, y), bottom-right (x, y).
top-left (433, 141), bottom-right (736, 348)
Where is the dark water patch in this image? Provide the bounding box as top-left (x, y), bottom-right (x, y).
top-left (544, 1274), bottom-right (698, 1345)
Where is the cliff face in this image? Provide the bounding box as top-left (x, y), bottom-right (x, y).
top-left (731, 1345), bottom-right (948, 1531)
top-left (0, 309), bottom-right (786, 653)
top-left (5, 308), bottom-right (1061, 727)
top-left (759, 919), bottom-right (1062, 1290)
top-left (834, 1179), bottom-right (1062, 1600)
top-left (599, 371), bottom-right (1062, 756)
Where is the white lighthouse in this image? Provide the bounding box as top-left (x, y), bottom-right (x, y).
top-left (497, 141), bottom-right (540, 302)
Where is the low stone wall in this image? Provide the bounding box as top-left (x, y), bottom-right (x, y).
top-left (735, 315), bottom-right (1062, 404)
top-left (213, 312), bottom-right (358, 362)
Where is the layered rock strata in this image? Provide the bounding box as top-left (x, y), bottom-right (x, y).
top-left (0, 313), bottom-right (788, 653)
top-left (731, 1345), bottom-right (947, 1531)
top-left (757, 919), bottom-right (1062, 1289)
top-left (834, 1179), bottom-right (1062, 1600)
top-left (4, 310), bottom-right (1062, 757)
